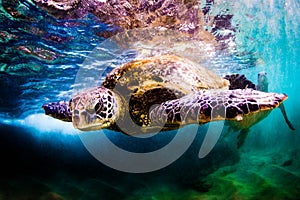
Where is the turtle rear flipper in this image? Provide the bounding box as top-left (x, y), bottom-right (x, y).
top-left (221, 127), bottom-right (249, 149)
top-left (279, 104), bottom-right (295, 131)
top-left (223, 74), bottom-right (256, 90)
top-left (237, 128), bottom-right (250, 149)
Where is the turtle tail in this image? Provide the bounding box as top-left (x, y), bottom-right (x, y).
top-left (42, 101), bottom-right (72, 122)
top-left (223, 74), bottom-right (256, 90)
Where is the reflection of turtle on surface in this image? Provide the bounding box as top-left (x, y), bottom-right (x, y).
top-left (43, 54), bottom-right (294, 142)
top-left (25, 0), bottom-right (235, 45)
top-left (30, 0), bottom-right (225, 38)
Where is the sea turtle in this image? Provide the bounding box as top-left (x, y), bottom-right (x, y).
top-left (42, 54), bottom-right (294, 136)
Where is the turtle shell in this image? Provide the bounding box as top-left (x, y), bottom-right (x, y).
top-left (100, 54), bottom-right (229, 130)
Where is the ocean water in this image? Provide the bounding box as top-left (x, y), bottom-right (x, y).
top-left (0, 0), bottom-right (300, 199)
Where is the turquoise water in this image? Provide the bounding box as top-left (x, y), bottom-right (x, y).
top-left (0, 0), bottom-right (300, 199)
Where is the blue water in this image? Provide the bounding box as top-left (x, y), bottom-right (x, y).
top-left (0, 0), bottom-right (300, 199)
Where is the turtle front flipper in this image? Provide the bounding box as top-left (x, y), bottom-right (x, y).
top-left (42, 101), bottom-right (72, 122)
top-left (149, 89), bottom-right (288, 130)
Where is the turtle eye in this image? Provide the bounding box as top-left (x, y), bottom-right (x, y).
top-left (95, 102), bottom-right (100, 112)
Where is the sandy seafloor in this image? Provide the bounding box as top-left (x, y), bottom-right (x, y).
top-left (0, 0), bottom-right (300, 199)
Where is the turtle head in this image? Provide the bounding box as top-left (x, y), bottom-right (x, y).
top-left (42, 101), bottom-right (72, 122)
top-left (70, 87), bottom-right (122, 131)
